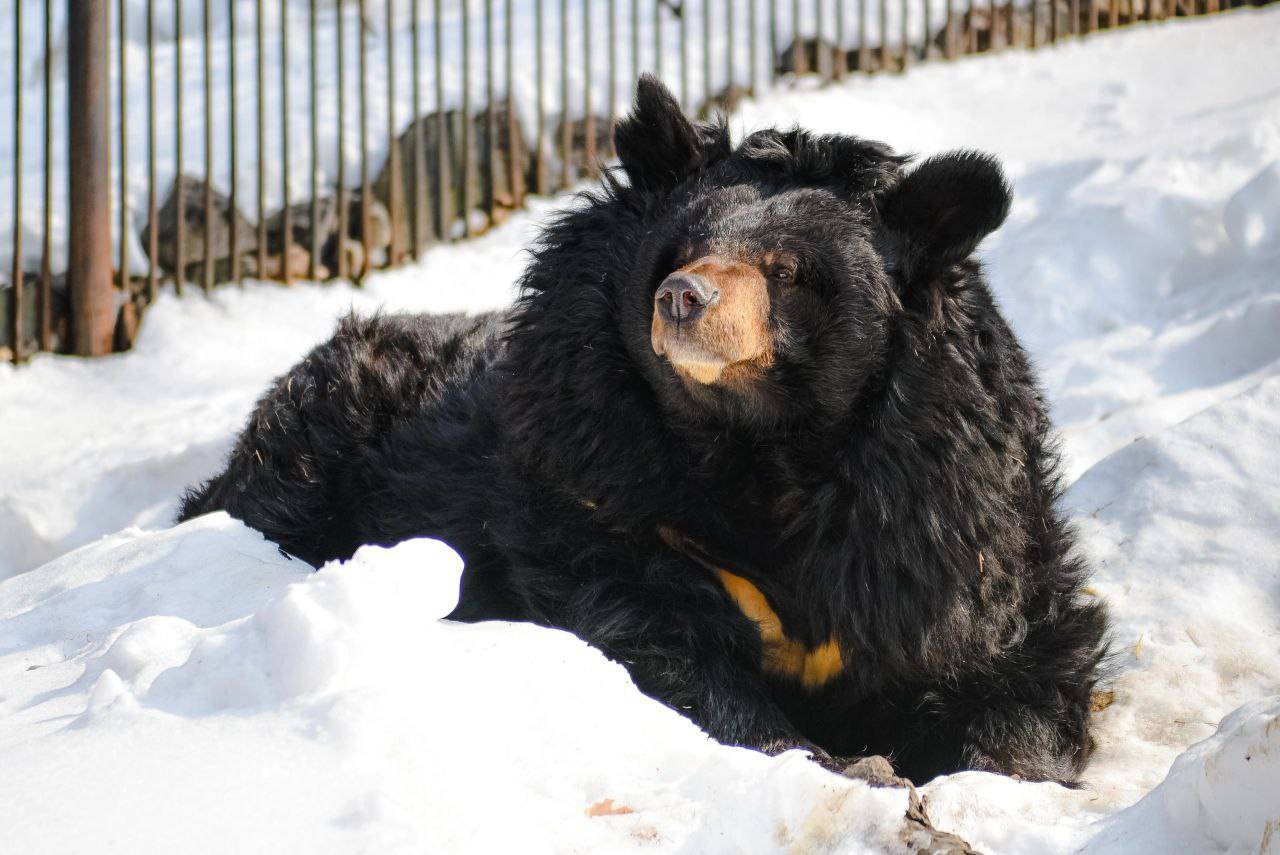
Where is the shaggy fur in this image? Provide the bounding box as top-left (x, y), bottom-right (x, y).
top-left (181, 77), bottom-right (1108, 784)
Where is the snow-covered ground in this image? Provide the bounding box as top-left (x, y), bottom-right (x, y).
top-left (3, 8), bottom-right (1279, 853)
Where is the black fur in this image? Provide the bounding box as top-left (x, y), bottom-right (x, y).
top-left (182, 76), bottom-right (1108, 784)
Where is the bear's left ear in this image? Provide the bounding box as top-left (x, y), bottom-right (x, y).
top-left (878, 150), bottom-right (1012, 281)
top-left (614, 74), bottom-right (729, 195)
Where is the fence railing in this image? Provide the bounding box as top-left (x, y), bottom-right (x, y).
top-left (2, 0), bottom-right (1267, 363)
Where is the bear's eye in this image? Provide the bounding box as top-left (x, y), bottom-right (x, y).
top-left (770, 264), bottom-right (798, 285)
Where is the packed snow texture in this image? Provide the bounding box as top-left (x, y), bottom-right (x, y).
top-left (2, 8), bottom-right (1280, 853)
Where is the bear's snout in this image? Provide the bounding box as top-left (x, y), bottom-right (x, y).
top-left (655, 272), bottom-right (720, 324)
top-left (650, 255), bottom-right (773, 386)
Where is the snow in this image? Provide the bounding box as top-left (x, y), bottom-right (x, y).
top-left (3, 7), bottom-right (1280, 852)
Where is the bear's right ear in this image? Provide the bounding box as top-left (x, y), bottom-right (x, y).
top-left (614, 74), bottom-right (726, 194)
top-left (878, 150), bottom-right (1012, 282)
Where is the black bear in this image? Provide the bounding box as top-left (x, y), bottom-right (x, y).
top-left (181, 76), bottom-right (1108, 785)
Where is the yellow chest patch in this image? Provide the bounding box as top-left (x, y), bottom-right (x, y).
top-left (713, 568), bottom-right (846, 689)
top-left (656, 525), bottom-right (847, 689)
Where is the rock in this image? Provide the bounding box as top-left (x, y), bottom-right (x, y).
top-left (141, 174), bottom-right (256, 284)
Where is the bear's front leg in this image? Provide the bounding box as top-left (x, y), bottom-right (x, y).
top-left (520, 551), bottom-right (813, 754)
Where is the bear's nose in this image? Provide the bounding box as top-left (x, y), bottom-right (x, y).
top-left (655, 273), bottom-right (719, 323)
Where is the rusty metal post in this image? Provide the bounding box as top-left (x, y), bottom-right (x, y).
top-left (704, 0), bottom-right (713, 105)
top-left (486, 0), bottom-right (498, 219)
top-left (387, 0), bottom-right (405, 255)
top-left (770, 0), bottom-right (780, 85)
top-left (203, 0), bottom-right (214, 293)
top-left (462, 0), bottom-right (475, 234)
top-left (119, 0), bottom-right (132, 298)
top-left (411, 0), bottom-right (424, 258)
top-left (360, 0), bottom-right (374, 260)
top-left (10, 0), bottom-right (22, 362)
top-left (229, 0), bottom-right (241, 284)
top-left (257, 0), bottom-right (267, 282)
top-left (560, 0), bottom-right (571, 190)
top-left (281, 0), bottom-right (293, 284)
top-left (506, 0), bottom-right (523, 205)
top-left (175, 0), bottom-right (186, 292)
top-left (608, 0), bottom-right (618, 155)
top-left (792, 0), bottom-right (803, 75)
top-left (41, 0), bottom-right (55, 349)
top-left (68, 0), bottom-right (116, 356)
top-left (311, 0), bottom-right (322, 277)
top-left (749, 0), bottom-right (760, 92)
top-left (585, 0), bottom-right (598, 173)
top-left (727, 0), bottom-right (737, 93)
top-left (836, 0), bottom-right (847, 73)
top-left (678, 0), bottom-right (688, 109)
top-left (337, 0), bottom-right (350, 276)
top-left (433, 0), bottom-right (451, 239)
top-left (653, 0), bottom-right (663, 80)
top-left (536, 0), bottom-right (547, 194)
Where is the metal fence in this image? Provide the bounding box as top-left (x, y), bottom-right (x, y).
top-left (2, 0), bottom-right (1267, 363)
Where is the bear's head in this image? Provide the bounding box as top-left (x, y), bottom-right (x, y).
top-left (607, 76), bottom-right (1012, 429)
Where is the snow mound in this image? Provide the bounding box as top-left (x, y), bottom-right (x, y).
top-left (1087, 696), bottom-right (1280, 854)
top-left (0, 516), bottom-right (925, 853)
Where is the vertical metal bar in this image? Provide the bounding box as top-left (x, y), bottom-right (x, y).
top-left (361, 0), bottom-right (375, 259)
top-left (506, 0), bottom-right (522, 205)
top-left (770, 0), bottom-right (780, 84)
top-left (727, 0), bottom-right (737, 91)
top-left (535, 0), bottom-right (547, 193)
top-left (814, 0), bottom-right (826, 78)
top-left (859, 0), bottom-right (870, 71)
top-left (992, 0), bottom-right (1003, 48)
top-left (176, 0), bottom-right (186, 292)
top-left (68, 0), bottom-right (116, 356)
top-left (560, 0), bottom-right (571, 190)
top-left (1088, 0), bottom-right (1099, 31)
top-left (678, 0), bottom-right (688, 109)
top-left (1031, 0), bottom-right (1039, 47)
top-left (607, 0), bottom-right (617, 157)
top-left (433, 0), bottom-right (451, 239)
top-left (256, 0), bottom-right (267, 282)
top-left (879, 0), bottom-right (889, 69)
top-left (836, 0), bottom-right (847, 74)
top-left (704, 0), bottom-right (713, 105)
top-left (310, 0), bottom-right (321, 277)
top-left (1050, 0), bottom-right (1059, 41)
top-left (387, 0), bottom-right (405, 257)
top-left (486, 0), bottom-right (497, 221)
top-left (900, 0), bottom-right (909, 69)
top-left (788, 0), bottom-right (798, 73)
top-left (229, 0), bottom-right (241, 284)
top-left (203, 0), bottom-right (214, 293)
top-left (749, 0), bottom-right (759, 93)
top-left (632, 0), bottom-right (641, 81)
top-left (410, 0), bottom-right (424, 259)
top-left (10, 0), bottom-right (22, 361)
top-left (585, 0), bottom-right (597, 173)
top-left (462, 0), bottom-right (474, 233)
top-left (281, 0), bottom-right (293, 284)
top-left (1071, 0), bottom-right (1080, 34)
top-left (653, 0), bottom-right (663, 81)
top-left (41, 0), bottom-right (55, 349)
top-left (337, 0), bottom-right (349, 277)
top-left (120, 0), bottom-right (132, 298)
top-left (943, 0), bottom-right (953, 58)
